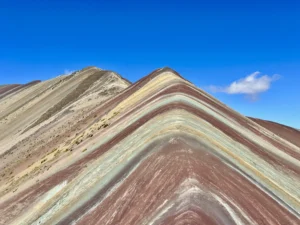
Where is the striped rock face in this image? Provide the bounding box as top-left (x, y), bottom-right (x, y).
top-left (0, 82), bottom-right (41, 100)
top-left (0, 68), bottom-right (299, 225)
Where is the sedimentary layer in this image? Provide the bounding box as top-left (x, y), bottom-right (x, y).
top-left (249, 117), bottom-right (300, 148)
top-left (0, 68), bottom-right (299, 225)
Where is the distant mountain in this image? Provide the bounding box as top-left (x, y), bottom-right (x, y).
top-left (0, 81), bottom-right (41, 100)
top-left (248, 117), bottom-right (300, 148)
top-left (0, 67), bottom-right (299, 225)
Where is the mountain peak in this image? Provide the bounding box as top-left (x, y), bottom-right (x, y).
top-left (0, 67), bottom-right (299, 225)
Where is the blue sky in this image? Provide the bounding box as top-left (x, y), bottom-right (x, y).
top-left (0, 0), bottom-right (299, 128)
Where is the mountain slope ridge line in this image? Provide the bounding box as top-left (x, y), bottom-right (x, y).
top-left (0, 67), bottom-right (299, 225)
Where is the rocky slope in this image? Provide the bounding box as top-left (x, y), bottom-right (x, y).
top-left (249, 117), bottom-right (300, 148)
top-left (0, 67), bottom-right (130, 224)
top-left (0, 67), bottom-right (299, 225)
top-left (0, 81), bottom-right (41, 100)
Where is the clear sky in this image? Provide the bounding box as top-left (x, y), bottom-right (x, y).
top-left (0, 0), bottom-right (299, 128)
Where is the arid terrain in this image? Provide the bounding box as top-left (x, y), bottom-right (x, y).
top-left (0, 67), bottom-right (299, 225)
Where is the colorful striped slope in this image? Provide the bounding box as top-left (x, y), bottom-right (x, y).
top-left (0, 68), bottom-right (299, 225)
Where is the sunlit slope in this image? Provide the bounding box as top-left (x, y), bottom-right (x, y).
top-left (0, 66), bottom-right (130, 225)
top-left (249, 117), bottom-right (300, 148)
top-left (0, 68), bottom-right (299, 225)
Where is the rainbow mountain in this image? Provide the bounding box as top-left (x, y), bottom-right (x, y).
top-left (0, 67), bottom-right (299, 225)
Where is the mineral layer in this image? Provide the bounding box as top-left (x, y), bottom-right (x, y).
top-left (0, 67), bottom-right (299, 225)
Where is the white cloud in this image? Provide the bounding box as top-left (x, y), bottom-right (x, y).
top-left (208, 71), bottom-right (280, 100)
top-left (64, 69), bottom-right (74, 75)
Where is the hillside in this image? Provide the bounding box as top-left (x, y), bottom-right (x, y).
top-left (0, 67), bottom-right (299, 225)
top-left (248, 117), bottom-right (300, 148)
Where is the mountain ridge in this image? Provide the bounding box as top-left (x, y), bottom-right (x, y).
top-left (1, 67), bottom-right (296, 130)
top-left (0, 67), bottom-right (299, 224)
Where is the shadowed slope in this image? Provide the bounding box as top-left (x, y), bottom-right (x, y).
top-left (0, 68), bottom-right (299, 225)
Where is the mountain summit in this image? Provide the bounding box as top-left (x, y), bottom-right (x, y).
top-left (0, 67), bottom-right (299, 225)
